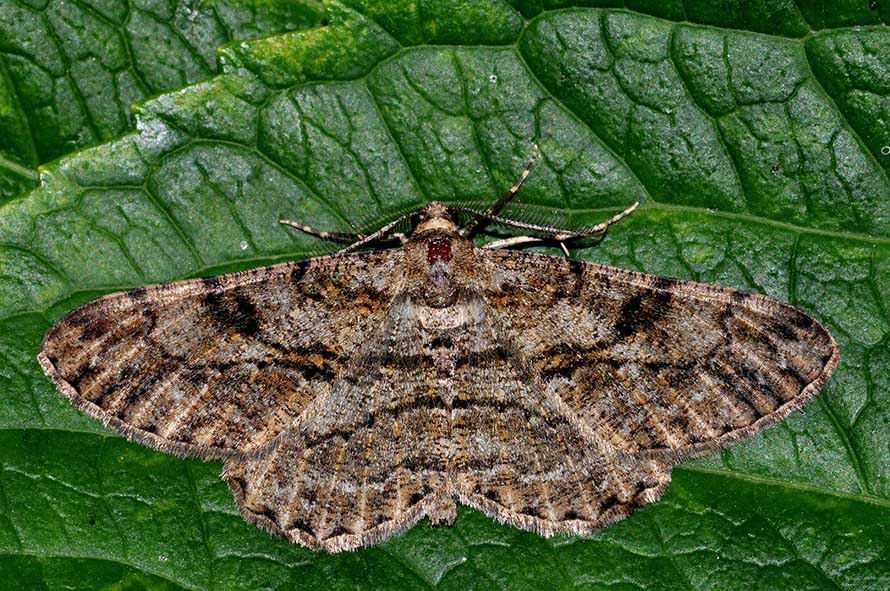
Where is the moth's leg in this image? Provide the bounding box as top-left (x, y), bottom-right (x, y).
top-left (483, 236), bottom-right (550, 250)
top-left (461, 144), bottom-right (539, 237)
top-left (482, 235), bottom-right (573, 257)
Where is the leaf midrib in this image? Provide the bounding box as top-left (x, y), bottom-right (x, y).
top-left (0, 155), bottom-right (39, 181)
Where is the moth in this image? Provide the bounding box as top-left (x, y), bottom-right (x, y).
top-left (39, 146), bottom-right (839, 553)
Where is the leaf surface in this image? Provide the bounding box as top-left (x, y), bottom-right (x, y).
top-left (0, 0), bottom-right (324, 201)
top-left (1, 2), bottom-right (890, 589)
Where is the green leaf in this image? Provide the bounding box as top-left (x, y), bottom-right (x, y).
top-left (2, 1), bottom-right (890, 589)
top-left (0, 0), bottom-right (325, 202)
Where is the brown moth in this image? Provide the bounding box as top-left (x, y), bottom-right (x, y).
top-left (38, 146), bottom-right (839, 553)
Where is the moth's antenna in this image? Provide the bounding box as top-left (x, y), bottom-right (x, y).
top-left (278, 220), bottom-right (367, 242)
top-left (335, 210), bottom-right (421, 254)
top-left (480, 201), bottom-right (640, 253)
top-left (461, 144), bottom-right (539, 238)
top-left (280, 204), bottom-right (422, 253)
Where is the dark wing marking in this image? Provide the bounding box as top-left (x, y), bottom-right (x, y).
top-left (224, 294), bottom-right (453, 552)
top-left (483, 250), bottom-right (839, 461)
top-left (39, 251), bottom-right (401, 460)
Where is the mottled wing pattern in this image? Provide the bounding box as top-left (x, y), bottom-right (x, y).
top-left (224, 295), bottom-right (458, 552)
top-left (448, 317), bottom-right (671, 536)
top-left (39, 251), bottom-right (400, 460)
top-left (483, 250), bottom-right (839, 461)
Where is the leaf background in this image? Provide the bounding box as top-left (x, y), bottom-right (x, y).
top-left (1, 1), bottom-right (890, 589)
top-left (0, 0), bottom-right (325, 200)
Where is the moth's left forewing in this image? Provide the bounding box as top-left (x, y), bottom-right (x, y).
top-left (38, 251), bottom-right (402, 460)
top-left (483, 250), bottom-right (839, 462)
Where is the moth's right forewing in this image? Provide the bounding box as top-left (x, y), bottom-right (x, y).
top-left (483, 250), bottom-right (839, 462)
top-left (39, 251), bottom-right (402, 460)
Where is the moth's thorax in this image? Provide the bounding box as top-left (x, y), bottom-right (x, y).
top-left (426, 235), bottom-right (453, 264)
top-left (403, 227), bottom-right (481, 309)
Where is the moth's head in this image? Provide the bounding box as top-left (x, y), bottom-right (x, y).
top-left (414, 201), bottom-right (458, 235)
